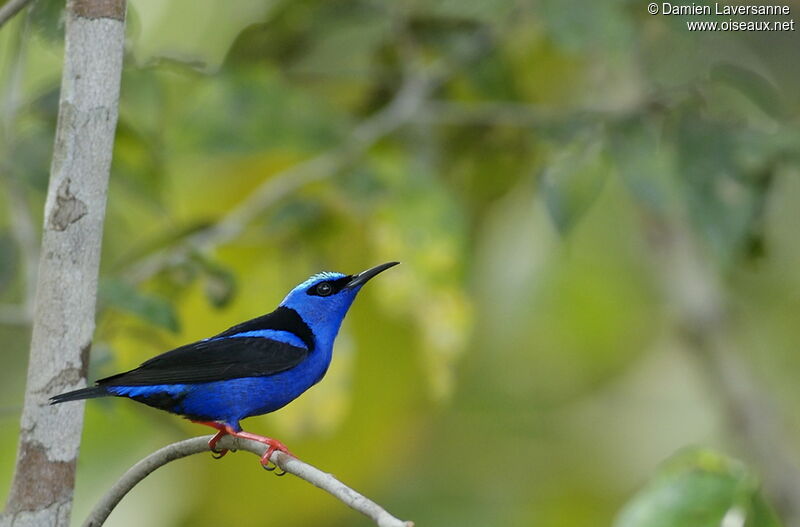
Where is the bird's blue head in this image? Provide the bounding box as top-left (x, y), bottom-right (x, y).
top-left (280, 262), bottom-right (399, 348)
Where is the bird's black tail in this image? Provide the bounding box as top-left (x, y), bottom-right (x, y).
top-left (49, 386), bottom-right (109, 404)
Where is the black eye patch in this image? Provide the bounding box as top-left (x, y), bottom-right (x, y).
top-left (306, 276), bottom-right (353, 297)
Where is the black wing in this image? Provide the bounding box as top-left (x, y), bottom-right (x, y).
top-left (96, 336), bottom-right (308, 386)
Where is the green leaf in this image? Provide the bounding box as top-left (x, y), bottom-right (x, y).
top-left (615, 448), bottom-right (782, 527)
top-left (99, 279), bottom-right (180, 333)
top-left (610, 117), bottom-right (675, 214)
top-left (541, 132), bottom-right (609, 234)
top-left (204, 268), bottom-right (235, 308)
top-left (190, 255), bottom-right (237, 309)
top-left (710, 64), bottom-right (787, 121)
top-left (674, 110), bottom-right (764, 263)
top-left (127, 0), bottom-right (277, 71)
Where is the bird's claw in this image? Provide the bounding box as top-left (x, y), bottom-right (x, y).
top-left (208, 429), bottom-right (229, 459)
top-left (259, 444), bottom-right (289, 476)
top-left (261, 461), bottom-right (287, 476)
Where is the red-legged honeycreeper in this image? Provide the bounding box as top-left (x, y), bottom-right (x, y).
top-left (51, 262), bottom-right (399, 467)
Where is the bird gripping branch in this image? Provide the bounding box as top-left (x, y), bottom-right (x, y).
top-left (51, 262), bottom-right (400, 468)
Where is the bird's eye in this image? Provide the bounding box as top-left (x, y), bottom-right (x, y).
top-left (316, 282), bottom-right (333, 296)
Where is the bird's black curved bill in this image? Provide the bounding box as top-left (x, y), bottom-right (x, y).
top-left (346, 262), bottom-right (399, 289)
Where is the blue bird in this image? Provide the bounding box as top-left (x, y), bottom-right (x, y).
top-left (51, 262), bottom-right (399, 467)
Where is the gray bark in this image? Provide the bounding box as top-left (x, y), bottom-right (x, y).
top-left (2, 1), bottom-right (126, 526)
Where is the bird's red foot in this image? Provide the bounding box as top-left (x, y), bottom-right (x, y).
top-left (232, 430), bottom-right (292, 474)
top-left (192, 420), bottom-right (292, 473)
top-left (208, 430), bottom-right (229, 459)
top-left (192, 421), bottom-right (231, 459)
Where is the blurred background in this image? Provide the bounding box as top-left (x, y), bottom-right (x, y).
top-left (2, 0), bottom-right (800, 525)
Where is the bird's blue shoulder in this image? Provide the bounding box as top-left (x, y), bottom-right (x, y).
top-left (213, 306), bottom-right (315, 351)
top-left (214, 329), bottom-right (306, 349)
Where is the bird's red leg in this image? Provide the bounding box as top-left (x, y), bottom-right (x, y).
top-left (228, 428), bottom-right (293, 469)
top-left (191, 420), bottom-right (229, 459)
top-left (190, 421), bottom-right (293, 470)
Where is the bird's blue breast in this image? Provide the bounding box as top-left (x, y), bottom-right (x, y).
top-left (176, 344), bottom-right (332, 426)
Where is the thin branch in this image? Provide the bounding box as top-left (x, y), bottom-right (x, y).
top-left (413, 99), bottom-right (671, 129)
top-left (0, 0), bottom-right (32, 30)
top-left (415, 100), bottom-right (561, 128)
top-left (644, 216), bottom-right (800, 527)
top-left (84, 435), bottom-right (413, 527)
top-left (125, 62), bottom-right (445, 284)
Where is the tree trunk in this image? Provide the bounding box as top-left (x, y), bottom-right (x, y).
top-left (2, 1), bottom-right (126, 525)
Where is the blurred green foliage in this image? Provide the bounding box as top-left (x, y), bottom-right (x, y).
top-left (2, 0), bottom-right (800, 526)
top-left (616, 448), bottom-right (782, 527)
